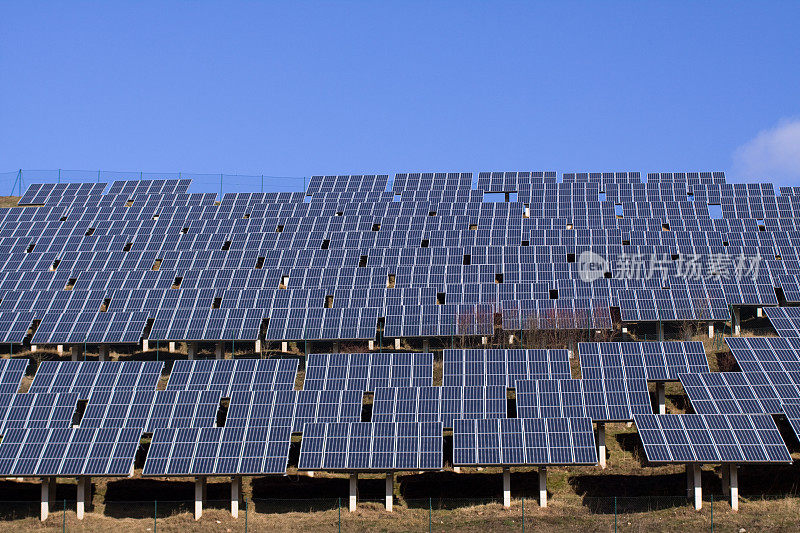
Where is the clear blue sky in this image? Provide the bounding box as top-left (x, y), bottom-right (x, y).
top-left (2, 1), bottom-right (800, 190)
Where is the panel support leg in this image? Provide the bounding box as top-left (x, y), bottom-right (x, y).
top-left (394, 338), bottom-right (401, 350)
top-left (368, 340), bottom-right (375, 350)
top-left (188, 342), bottom-right (198, 360)
top-left (30, 345), bottom-right (37, 353)
top-left (453, 466), bottom-right (460, 473)
top-left (502, 467), bottom-right (511, 508)
top-left (722, 464), bottom-right (730, 499)
top-left (385, 473), bottom-right (393, 511)
top-left (538, 467), bottom-right (547, 507)
top-left (40, 478), bottom-right (49, 521)
top-left (729, 464), bottom-right (738, 511)
top-left (77, 476), bottom-right (88, 520)
top-left (733, 307), bottom-right (741, 336)
top-left (99, 344), bottom-right (109, 362)
top-left (481, 336), bottom-right (488, 345)
top-left (142, 339), bottom-right (149, 352)
top-left (70, 345), bottom-right (81, 361)
top-left (693, 464), bottom-right (702, 510)
top-left (169, 341), bottom-right (176, 353)
top-left (57, 344), bottom-right (63, 354)
top-left (333, 341), bottom-right (340, 353)
top-left (708, 323), bottom-right (714, 338)
top-left (194, 476), bottom-right (204, 520)
top-left (254, 339), bottom-right (261, 353)
top-left (686, 463), bottom-right (693, 498)
top-left (508, 334), bottom-right (515, 345)
top-left (597, 423), bottom-right (606, 469)
top-left (48, 477), bottom-right (56, 503)
top-left (215, 341), bottom-right (224, 360)
top-left (657, 322), bottom-right (664, 341)
top-left (757, 307), bottom-right (763, 318)
top-left (657, 382), bottom-right (666, 415)
top-left (349, 473), bottom-right (358, 512)
top-left (231, 476), bottom-right (241, 518)
top-left (281, 341), bottom-right (289, 353)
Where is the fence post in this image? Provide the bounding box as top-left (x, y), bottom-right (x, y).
top-left (614, 496), bottom-right (617, 533)
top-left (429, 497), bottom-right (432, 532)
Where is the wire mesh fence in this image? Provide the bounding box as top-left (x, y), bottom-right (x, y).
top-left (0, 169), bottom-right (309, 198)
top-left (9, 494), bottom-right (800, 531)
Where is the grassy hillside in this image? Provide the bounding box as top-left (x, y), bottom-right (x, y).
top-left (0, 197), bottom-right (20, 208)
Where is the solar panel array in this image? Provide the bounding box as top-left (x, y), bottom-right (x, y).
top-left (303, 352), bottom-right (433, 391)
top-left (0, 392), bottom-right (78, 433)
top-left (226, 389), bottom-right (363, 432)
top-left (725, 337), bottom-right (800, 374)
top-left (634, 414), bottom-right (791, 463)
top-left (6, 172), bottom-right (800, 346)
top-left (165, 358), bottom-right (299, 395)
top-left (764, 306), bottom-right (800, 337)
top-left (81, 389), bottom-right (222, 431)
top-left (442, 349), bottom-right (571, 387)
top-left (298, 422), bottom-right (443, 471)
top-left (372, 386), bottom-right (506, 427)
top-left (515, 379), bottom-right (651, 422)
top-left (679, 372), bottom-right (789, 415)
top-left (0, 358), bottom-right (28, 393)
top-left (0, 427), bottom-right (143, 476)
top-left (29, 361), bottom-right (164, 397)
top-left (578, 342), bottom-right (709, 381)
top-left (452, 417), bottom-right (598, 466)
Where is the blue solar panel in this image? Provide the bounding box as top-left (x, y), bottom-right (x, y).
top-left (303, 353), bottom-right (433, 391)
top-left (372, 386), bottom-right (506, 427)
top-left (298, 422), bottom-right (443, 471)
top-left (165, 358), bottom-right (298, 395)
top-left (29, 361), bottom-right (163, 397)
top-left (452, 417), bottom-right (597, 466)
top-left (442, 349), bottom-right (571, 387)
top-left (579, 342), bottom-right (709, 381)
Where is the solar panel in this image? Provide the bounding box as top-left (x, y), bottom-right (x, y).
top-left (452, 417), bottom-right (597, 466)
top-left (764, 307), bottom-right (800, 337)
top-left (679, 372), bottom-right (786, 415)
top-left (0, 392), bottom-right (78, 433)
top-left (29, 361), bottom-right (163, 397)
top-left (725, 337), bottom-right (800, 374)
top-left (0, 358), bottom-right (28, 394)
top-left (165, 358), bottom-right (298, 395)
top-left (298, 422), bottom-right (443, 471)
top-left (303, 353), bottom-right (433, 391)
top-left (0, 427), bottom-right (143, 476)
top-left (579, 342), bottom-right (709, 381)
top-left (634, 414), bottom-right (791, 463)
top-left (372, 386), bottom-right (506, 427)
top-left (442, 349), bottom-right (571, 387)
top-left (226, 389), bottom-right (363, 432)
top-left (81, 389), bottom-right (222, 430)
top-left (515, 378), bottom-right (651, 422)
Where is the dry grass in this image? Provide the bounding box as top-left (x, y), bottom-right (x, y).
top-left (0, 197), bottom-right (20, 208)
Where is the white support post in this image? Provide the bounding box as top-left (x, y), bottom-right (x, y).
top-left (194, 476), bottom-right (204, 520)
top-left (568, 341), bottom-right (576, 359)
top-left (99, 344), bottom-right (109, 361)
top-left (231, 476), bottom-right (241, 518)
top-left (30, 345), bottom-right (37, 353)
top-left (169, 341), bottom-right (176, 353)
top-left (733, 307), bottom-right (741, 336)
top-left (481, 336), bottom-right (488, 345)
top-left (453, 466), bottom-right (461, 473)
top-left (333, 341), bottom-right (340, 353)
top-left (307, 471), bottom-right (315, 477)
top-left (508, 334), bottom-right (515, 345)
top-left (385, 473), bottom-right (393, 511)
top-left (597, 423), bottom-right (606, 469)
top-left (502, 467), bottom-right (511, 508)
top-left (622, 326), bottom-right (628, 334)
top-left (188, 342), bottom-right (198, 360)
top-left (422, 339), bottom-right (430, 353)
top-left (693, 464), bottom-right (702, 510)
top-left (40, 478), bottom-right (50, 521)
top-left (657, 382), bottom-right (666, 415)
top-left (349, 473), bottom-right (358, 512)
top-left (394, 338), bottom-right (401, 350)
top-left (254, 339), bottom-right (262, 353)
top-left (142, 339), bottom-right (149, 352)
top-left (757, 307), bottom-right (763, 318)
top-left (729, 464), bottom-right (738, 511)
top-left (215, 342), bottom-right (224, 360)
top-left (70, 345), bottom-right (81, 361)
top-left (77, 477), bottom-right (88, 520)
top-left (368, 340), bottom-right (375, 351)
top-left (57, 344), bottom-right (64, 354)
top-left (538, 467), bottom-right (547, 508)
top-left (708, 323), bottom-right (714, 338)
top-left (281, 341), bottom-right (289, 353)
top-left (657, 322), bottom-right (664, 342)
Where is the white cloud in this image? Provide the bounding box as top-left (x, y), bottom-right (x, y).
top-left (733, 118), bottom-right (800, 184)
